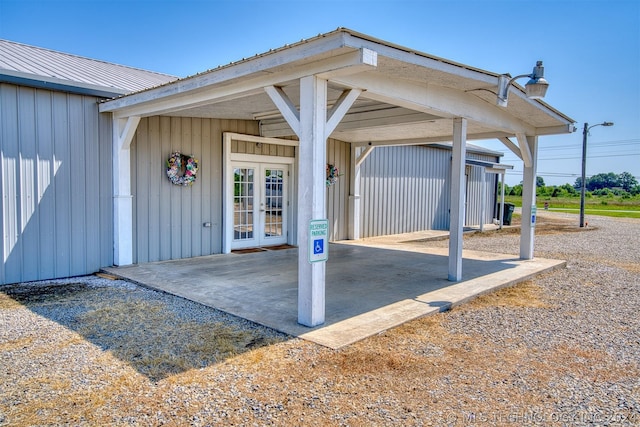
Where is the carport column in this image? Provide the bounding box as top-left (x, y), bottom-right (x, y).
top-left (520, 135), bottom-right (538, 259)
top-left (297, 75), bottom-right (328, 326)
top-left (448, 117), bottom-right (467, 281)
top-left (348, 144), bottom-right (361, 240)
top-left (112, 116), bottom-right (140, 266)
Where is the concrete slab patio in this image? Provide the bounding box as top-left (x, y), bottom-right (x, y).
top-left (103, 230), bottom-right (564, 349)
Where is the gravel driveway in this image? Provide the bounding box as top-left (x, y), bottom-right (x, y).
top-left (1, 211), bottom-right (638, 426)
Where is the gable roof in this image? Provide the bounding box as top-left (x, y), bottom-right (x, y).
top-left (0, 39), bottom-right (177, 97)
top-left (100, 28), bottom-right (575, 145)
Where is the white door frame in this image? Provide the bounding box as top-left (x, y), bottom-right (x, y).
top-left (229, 162), bottom-right (290, 250)
top-left (223, 132), bottom-right (298, 254)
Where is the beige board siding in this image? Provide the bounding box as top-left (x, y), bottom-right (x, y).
top-left (326, 138), bottom-right (350, 241)
top-left (131, 117), bottom-right (259, 263)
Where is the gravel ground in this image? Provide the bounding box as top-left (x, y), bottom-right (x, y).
top-left (1, 211), bottom-right (638, 426)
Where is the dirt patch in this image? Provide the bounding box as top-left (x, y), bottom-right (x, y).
top-left (2, 282), bottom-right (90, 304)
top-left (1, 282), bottom-right (286, 382)
top-left (470, 213), bottom-right (598, 237)
top-left (465, 280), bottom-right (552, 309)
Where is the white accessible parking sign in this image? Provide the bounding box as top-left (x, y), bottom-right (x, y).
top-left (308, 219), bottom-right (329, 263)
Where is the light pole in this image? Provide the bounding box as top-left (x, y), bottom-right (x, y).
top-left (580, 121), bottom-right (614, 227)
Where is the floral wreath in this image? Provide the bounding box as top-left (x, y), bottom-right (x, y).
top-left (326, 164), bottom-right (340, 187)
top-left (166, 151), bottom-right (199, 186)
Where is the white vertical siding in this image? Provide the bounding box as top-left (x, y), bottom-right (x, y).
top-left (0, 83), bottom-right (113, 285)
top-left (131, 117), bottom-right (260, 263)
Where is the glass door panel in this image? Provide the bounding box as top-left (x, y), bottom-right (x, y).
top-left (264, 168), bottom-right (284, 239)
top-left (233, 167), bottom-right (255, 241)
top-left (230, 163), bottom-right (288, 249)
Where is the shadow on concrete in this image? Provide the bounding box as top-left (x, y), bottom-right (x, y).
top-left (103, 242), bottom-right (564, 348)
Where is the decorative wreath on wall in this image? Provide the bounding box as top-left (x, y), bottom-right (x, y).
top-left (326, 164), bottom-right (340, 187)
top-left (166, 151), bottom-right (199, 186)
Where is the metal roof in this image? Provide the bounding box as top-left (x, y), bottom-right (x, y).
top-left (100, 28), bottom-right (575, 146)
top-left (0, 39), bottom-right (177, 97)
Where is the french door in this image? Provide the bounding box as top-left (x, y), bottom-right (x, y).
top-left (231, 163), bottom-right (289, 249)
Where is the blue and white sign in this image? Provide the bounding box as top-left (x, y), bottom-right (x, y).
top-left (531, 205), bottom-right (537, 227)
top-left (309, 219), bottom-right (329, 263)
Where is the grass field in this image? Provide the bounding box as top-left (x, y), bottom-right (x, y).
top-left (505, 195), bottom-right (640, 219)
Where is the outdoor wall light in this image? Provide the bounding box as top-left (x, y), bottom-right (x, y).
top-left (496, 61), bottom-right (549, 107)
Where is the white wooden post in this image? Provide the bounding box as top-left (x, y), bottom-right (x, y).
top-left (499, 172), bottom-right (506, 229)
top-left (480, 170), bottom-right (486, 232)
top-left (348, 145), bottom-right (361, 240)
top-left (297, 75), bottom-right (328, 326)
top-left (449, 118), bottom-right (467, 281)
top-left (265, 82), bottom-right (358, 326)
top-left (520, 135), bottom-right (538, 259)
top-left (112, 116), bottom-right (140, 266)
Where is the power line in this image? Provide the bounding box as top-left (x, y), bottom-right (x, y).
top-left (501, 152), bottom-right (640, 162)
top-left (505, 170), bottom-right (640, 180)
top-left (540, 138), bottom-right (640, 149)
top-left (539, 153), bottom-right (639, 161)
top-left (539, 140), bottom-right (640, 151)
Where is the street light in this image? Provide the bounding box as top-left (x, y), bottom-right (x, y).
top-left (580, 121), bottom-right (614, 227)
top-left (497, 61), bottom-right (549, 107)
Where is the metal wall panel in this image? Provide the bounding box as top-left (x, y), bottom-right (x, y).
top-left (326, 138), bottom-right (350, 241)
top-left (131, 117), bottom-right (260, 263)
top-left (0, 83), bottom-right (113, 285)
top-left (359, 145), bottom-right (498, 238)
top-left (465, 152), bottom-right (500, 226)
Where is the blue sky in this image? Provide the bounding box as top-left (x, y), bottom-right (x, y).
top-left (1, 0), bottom-right (638, 186)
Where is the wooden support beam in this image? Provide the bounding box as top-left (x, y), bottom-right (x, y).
top-left (448, 117), bottom-right (467, 281)
top-left (356, 146), bottom-right (374, 167)
top-left (296, 75), bottom-right (328, 327)
top-left (264, 86), bottom-right (300, 136)
top-left (348, 145), bottom-right (362, 240)
top-left (326, 89), bottom-right (362, 138)
top-left (520, 135), bottom-right (538, 259)
top-left (498, 136), bottom-right (523, 161)
top-left (332, 73), bottom-right (536, 136)
top-left (112, 116), bottom-right (140, 266)
top-left (264, 77), bottom-right (361, 327)
top-left (516, 133), bottom-right (532, 167)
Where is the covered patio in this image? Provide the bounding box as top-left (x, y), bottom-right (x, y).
top-left (99, 28), bottom-right (575, 329)
top-left (103, 232), bottom-right (565, 349)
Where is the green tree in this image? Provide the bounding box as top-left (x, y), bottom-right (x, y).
top-left (618, 172), bottom-right (638, 192)
top-left (509, 184), bottom-right (523, 196)
top-left (587, 172), bottom-right (618, 191)
top-left (560, 183), bottom-right (577, 195)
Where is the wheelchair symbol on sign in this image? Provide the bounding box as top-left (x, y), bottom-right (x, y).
top-left (313, 239), bottom-right (324, 255)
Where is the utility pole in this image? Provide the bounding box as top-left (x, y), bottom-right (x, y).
top-left (580, 121), bottom-right (614, 227)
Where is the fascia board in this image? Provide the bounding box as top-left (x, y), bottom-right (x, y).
top-left (99, 32), bottom-right (356, 114)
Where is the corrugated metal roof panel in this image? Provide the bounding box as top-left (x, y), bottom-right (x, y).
top-left (0, 39), bottom-right (177, 95)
